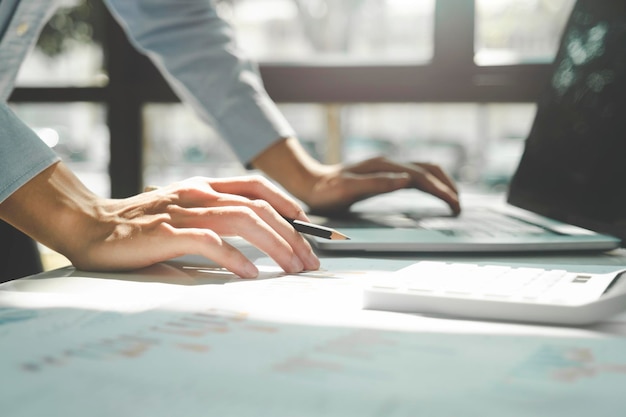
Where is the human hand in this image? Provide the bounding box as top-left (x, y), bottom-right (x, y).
top-left (301, 156), bottom-right (461, 215)
top-left (133, 176), bottom-right (321, 277)
top-left (253, 138), bottom-right (461, 216)
top-left (0, 163), bottom-right (320, 278)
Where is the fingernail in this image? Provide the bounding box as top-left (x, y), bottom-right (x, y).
top-left (290, 256), bottom-right (304, 272)
top-left (241, 263), bottom-right (259, 279)
top-left (306, 252), bottom-right (320, 270)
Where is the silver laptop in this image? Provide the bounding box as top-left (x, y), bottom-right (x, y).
top-left (310, 0), bottom-right (625, 254)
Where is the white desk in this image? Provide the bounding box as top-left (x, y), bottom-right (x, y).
top-left (2, 240), bottom-right (626, 416)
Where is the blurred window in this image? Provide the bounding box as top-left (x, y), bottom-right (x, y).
top-left (10, 102), bottom-right (110, 196)
top-left (142, 104), bottom-right (245, 188)
top-left (475, 0), bottom-right (576, 65)
top-left (218, 0), bottom-right (435, 64)
top-left (142, 102), bottom-right (536, 191)
top-left (12, 1), bottom-right (580, 197)
top-left (15, 0), bottom-right (106, 87)
top-left (341, 103), bottom-right (536, 190)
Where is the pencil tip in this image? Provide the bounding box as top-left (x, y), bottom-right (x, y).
top-left (331, 231), bottom-right (351, 240)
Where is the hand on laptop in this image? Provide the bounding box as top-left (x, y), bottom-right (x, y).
top-left (252, 137), bottom-right (461, 215)
top-left (0, 162), bottom-right (319, 278)
top-left (301, 157), bottom-right (462, 215)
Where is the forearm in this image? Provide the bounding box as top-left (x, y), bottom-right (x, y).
top-left (0, 162), bottom-right (107, 268)
top-left (251, 137), bottom-right (335, 203)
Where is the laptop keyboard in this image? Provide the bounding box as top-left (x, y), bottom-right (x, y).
top-left (317, 206), bottom-right (552, 237)
top-left (408, 209), bottom-right (548, 237)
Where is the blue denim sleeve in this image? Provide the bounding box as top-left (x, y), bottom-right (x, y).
top-left (103, 0), bottom-right (295, 165)
top-left (0, 103), bottom-right (60, 204)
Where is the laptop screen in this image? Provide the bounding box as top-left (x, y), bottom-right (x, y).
top-left (508, 0), bottom-right (626, 243)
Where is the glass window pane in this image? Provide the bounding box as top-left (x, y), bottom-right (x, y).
top-left (475, 0), bottom-right (576, 65)
top-left (218, 0), bottom-right (434, 64)
top-left (15, 0), bottom-right (106, 87)
top-left (10, 102), bottom-right (110, 197)
top-left (278, 104), bottom-right (327, 161)
top-left (142, 104), bottom-right (245, 188)
top-left (339, 103), bottom-right (536, 191)
top-left (144, 103), bottom-right (536, 193)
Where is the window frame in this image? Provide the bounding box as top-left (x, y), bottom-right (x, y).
top-left (9, 0), bottom-right (554, 198)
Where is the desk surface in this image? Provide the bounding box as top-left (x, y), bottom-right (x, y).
top-left (2, 238), bottom-right (626, 416)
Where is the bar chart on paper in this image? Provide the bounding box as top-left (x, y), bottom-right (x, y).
top-left (3, 302), bottom-right (626, 417)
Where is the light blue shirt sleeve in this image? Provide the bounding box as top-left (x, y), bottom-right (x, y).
top-left (0, 103), bottom-right (60, 204)
top-left (103, 0), bottom-right (296, 165)
top-left (0, 0), bottom-right (61, 204)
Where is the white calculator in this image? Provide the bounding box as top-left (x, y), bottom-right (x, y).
top-left (363, 261), bottom-right (626, 325)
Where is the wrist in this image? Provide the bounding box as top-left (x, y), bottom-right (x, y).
top-left (0, 162), bottom-right (108, 268)
top-left (251, 137), bottom-right (333, 203)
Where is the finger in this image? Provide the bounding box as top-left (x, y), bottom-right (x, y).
top-left (85, 223), bottom-right (260, 279)
top-left (415, 173), bottom-right (461, 214)
top-left (245, 199), bottom-right (320, 271)
top-left (412, 162), bottom-right (459, 193)
top-left (149, 178), bottom-right (319, 271)
top-left (146, 176), bottom-right (311, 223)
top-left (208, 176), bottom-right (310, 222)
top-left (207, 177), bottom-right (321, 268)
top-left (174, 228), bottom-right (260, 278)
top-left (168, 190), bottom-right (319, 271)
top-left (343, 157), bottom-right (460, 213)
top-left (167, 205), bottom-right (319, 273)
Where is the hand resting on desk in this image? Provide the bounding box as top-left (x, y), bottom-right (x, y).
top-left (0, 162), bottom-right (319, 279)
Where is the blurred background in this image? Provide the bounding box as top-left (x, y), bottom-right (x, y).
top-left (7, 0), bottom-right (576, 267)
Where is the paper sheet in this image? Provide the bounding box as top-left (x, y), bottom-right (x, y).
top-left (2, 300), bottom-right (626, 417)
top-left (2, 256), bottom-right (626, 416)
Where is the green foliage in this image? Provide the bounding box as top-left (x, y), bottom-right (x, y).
top-left (36, 0), bottom-right (104, 57)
